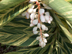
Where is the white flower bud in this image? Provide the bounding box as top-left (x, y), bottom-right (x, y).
top-left (45, 15), bottom-right (49, 21)
top-left (43, 33), bottom-right (49, 37)
top-left (39, 41), bottom-right (43, 46)
top-left (33, 19), bottom-right (38, 25)
top-left (45, 27), bottom-right (48, 31)
top-left (50, 16), bottom-right (53, 21)
top-left (40, 15), bottom-right (45, 22)
top-left (33, 31), bottom-right (38, 34)
top-left (30, 20), bottom-right (33, 23)
top-left (26, 12), bottom-right (29, 19)
top-left (33, 9), bottom-right (36, 13)
top-left (37, 23), bottom-right (41, 29)
top-left (41, 24), bottom-right (48, 31)
top-left (48, 20), bottom-right (51, 24)
top-left (28, 8), bottom-right (33, 13)
top-left (35, 14), bottom-right (38, 18)
top-left (43, 38), bottom-right (47, 43)
top-left (30, 24), bottom-right (34, 27)
top-left (39, 38), bottom-right (42, 42)
top-left (39, 9), bottom-right (45, 15)
top-left (29, 0), bottom-right (37, 2)
top-left (33, 27), bottom-right (37, 31)
top-left (39, 41), bottom-right (46, 48)
top-left (30, 13), bottom-right (35, 20)
top-left (45, 12), bottom-right (50, 16)
top-left (36, 36), bottom-right (40, 40)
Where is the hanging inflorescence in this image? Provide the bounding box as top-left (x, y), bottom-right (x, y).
top-left (22, 0), bottom-right (53, 48)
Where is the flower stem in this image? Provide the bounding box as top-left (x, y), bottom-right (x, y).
top-left (37, 2), bottom-right (43, 39)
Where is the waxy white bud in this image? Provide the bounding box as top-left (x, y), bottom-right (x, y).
top-left (30, 13), bottom-right (35, 20)
top-left (28, 8), bottom-right (33, 13)
top-left (43, 38), bottom-right (47, 43)
top-left (45, 12), bottom-right (50, 15)
top-left (26, 12), bottom-right (29, 19)
top-left (48, 20), bottom-right (51, 24)
top-left (41, 24), bottom-right (48, 31)
top-left (36, 36), bottom-right (40, 40)
top-left (33, 27), bottom-right (37, 31)
top-left (30, 24), bottom-right (34, 27)
top-left (50, 16), bottom-right (53, 21)
top-left (40, 15), bottom-right (45, 22)
top-left (39, 41), bottom-right (46, 48)
top-left (37, 23), bottom-right (41, 29)
top-left (33, 19), bottom-right (38, 25)
top-left (33, 9), bottom-right (36, 13)
top-left (39, 9), bottom-right (45, 15)
top-left (45, 15), bottom-right (49, 21)
top-left (35, 14), bottom-right (38, 18)
top-left (29, 0), bottom-right (37, 2)
top-left (33, 31), bottom-right (38, 34)
top-left (43, 33), bottom-right (49, 37)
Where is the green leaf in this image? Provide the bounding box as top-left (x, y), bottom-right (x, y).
top-left (0, 0), bottom-right (29, 11)
top-left (42, 0), bottom-right (72, 24)
top-left (0, 2), bottom-right (31, 27)
top-left (0, 17), bottom-right (39, 46)
top-left (0, 0), bottom-right (72, 53)
top-left (50, 10), bottom-right (72, 42)
top-left (5, 36), bottom-right (54, 54)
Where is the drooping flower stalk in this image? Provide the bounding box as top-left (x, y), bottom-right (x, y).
top-left (37, 1), bottom-right (43, 39)
top-left (22, 0), bottom-right (53, 48)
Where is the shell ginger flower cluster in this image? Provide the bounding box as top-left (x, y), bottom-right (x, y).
top-left (22, 0), bottom-right (53, 48)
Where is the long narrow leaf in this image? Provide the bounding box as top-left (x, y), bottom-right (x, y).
top-left (42, 0), bottom-right (72, 24)
top-left (0, 2), bottom-right (31, 27)
top-left (50, 10), bottom-right (72, 42)
top-left (0, 0), bottom-right (28, 11)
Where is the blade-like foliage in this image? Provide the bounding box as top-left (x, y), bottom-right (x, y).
top-left (0, 1), bottom-right (32, 27)
top-left (0, 15), bottom-right (55, 47)
top-left (0, 0), bottom-right (72, 54)
top-left (5, 31), bottom-right (72, 54)
top-left (0, 0), bottom-right (29, 11)
top-left (42, 0), bottom-right (72, 24)
top-left (0, 16), bottom-right (38, 46)
top-left (50, 10), bottom-right (72, 42)
top-left (0, 11), bottom-right (71, 54)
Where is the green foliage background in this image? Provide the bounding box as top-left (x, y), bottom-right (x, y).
top-left (0, 0), bottom-right (72, 54)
